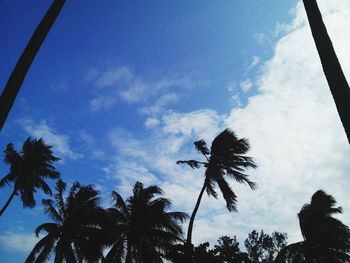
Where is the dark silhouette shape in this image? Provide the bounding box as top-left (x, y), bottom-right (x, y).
top-left (167, 242), bottom-right (220, 263)
top-left (0, 138), bottom-right (60, 217)
top-left (275, 190), bottom-right (350, 262)
top-left (177, 128), bottom-right (257, 261)
top-left (26, 180), bottom-right (107, 262)
top-left (213, 235), bottom-right (251, 263)
top-left (104, 181), bottom-right (188, 263)
top-left (303, 0), bottom-right (350, 144)
top-left (0, 0), bottom-right (66, 131)
top-left (244, 230), bottom-right (287, 263)
top-left (167, 235), bottom-right (251, 263)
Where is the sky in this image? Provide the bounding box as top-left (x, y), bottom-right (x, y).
top-left (1, 0), bottom-right (350, 262)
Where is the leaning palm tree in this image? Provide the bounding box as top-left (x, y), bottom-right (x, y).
top-left (104, 181), bottom-right (188, 263)
top-left (0, 0), bottom-right (66, 131)
top-left (0, 137), bottom-right (60, 217)
top-left (303, 0), bottom-right (350, 144)
top-left (275, 190), bottom-right (350, 263)
top-left (177, 128), bottom-right (257, 259)
top-left (26, 180), bottom-right (107, 263)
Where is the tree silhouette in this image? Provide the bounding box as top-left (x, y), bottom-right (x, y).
top-left (244, 230), bottom-right (287, 263)
top-left (26, 180), bottom-right (107, 262)
top-left (0, 138), bottom-right (60, 217)
top-left (275, 190), bottom-right (350, 262)
top-left (213, 235), bottom-right (250, 263)
top-left (177, 129), bottom-right (257, 259)
top-left (104, 181), bottom-right (188, 263)
top-left (303, 0), bottom-right (350, 144)
top-left (0, 0), bottom-right (66, 131)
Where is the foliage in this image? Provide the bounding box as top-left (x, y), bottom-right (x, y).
top-left (179, 129), bottom-right (257, 212)
top-left (213, 235), bottom-right (251, 263)
top-left (177, 128), bottom-right (257, 252)
top-left (0, 138), bottom-right (60, 216)
top-left (25, 180), bottom-right (107, 262)
top-left (275, 190), bottom-right (350, 263)
top-left (104, 181), bottom-right (188, 263)
top-left (244, 230), bottom-right (287, 263)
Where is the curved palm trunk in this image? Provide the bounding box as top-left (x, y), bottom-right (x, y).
top-left (0, 0), bottom-right (66, 131)
top-left (303, 0), bottom-right (350, 144)
top-left (0, 189), bottom-right (16, 217)
top-left (184, 182), bottom-right (207, 262)
top-left (125, 241), bottom-right (132, 263)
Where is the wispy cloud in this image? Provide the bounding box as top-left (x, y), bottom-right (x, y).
top-left (0, 232), bottom-right (38, 253)
top-left (18, 119), bottom-right (81, 161)
top-left (247, 56), bottom-right (260, 70)
top-left (239, 79), bottom-right (253, 92)
top-left (88, 66), bottom-right (193, 112)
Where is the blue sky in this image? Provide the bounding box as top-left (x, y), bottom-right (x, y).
top-left (1, 0), bottom-right (350, 262)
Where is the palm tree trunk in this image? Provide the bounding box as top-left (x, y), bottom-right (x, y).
top-left (0, 0), bottom-right (66, 131)
top-left (303, 0), bottom-right (350, 144)
top-left (0, 189), bottom-right (16, 217)
top-left (125, 241), bottom-right (132, 263)
top-left (184, 182), bottom-right (207, 262)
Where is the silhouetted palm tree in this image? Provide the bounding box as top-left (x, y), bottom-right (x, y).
top-left (104, 181), bottom-right (188, 263)
top-left (0, 0), bottom-right (66, 131)
top-left (26, 180), bottom-right (107, 262)
top-left (0, 138), bottom-right (60, 217)
top-left (275, 190), bottom-right (350, 263)
top-left (177, 128), bottom-right (257, 259)
top-left (303, 0), bottom-right (350, 144)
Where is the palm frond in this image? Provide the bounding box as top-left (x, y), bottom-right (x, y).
top-left (0, 173), bottom-right (15, 188)
top-left (194, 140), bottom-right (210, 155)
top-left (54, 180), bottom-right (67, 220)
top-left (42, 199), bottom-right (63, 223)
top-left (112, 191), bottom-right (129, 216)
top-left (176, 160), bottom-right (204, 169)
top-left (35, 223), bottom-right (59, 237)
top-left (25, 234), bottom-right (55, 263)
top-left (34, 177), bottom-right (53, 195)
top-left (204, 176), bottom-right (218, 198)
top-left (104, 238), bottom-right (126, 263)
top-left (225, 169), bottom-right (257, 190)
top-left (3, 143), bottom-right (20, 165)
top-left (216, 176), bottom-right (237, 212)
top-left (166, 212), bottom-right (189, 223)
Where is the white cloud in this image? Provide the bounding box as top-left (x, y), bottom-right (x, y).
top-left (144, 117), bottom-right (160, 128)
top-left (140, 93), bottom-right (179, 116)
top-left (161, 110), bottom-right (224, 142)
top-left (18, 119), bottom-right (81, 160)
top-left (224, 0), bottom-right (350, 244)
top-left (94, 66), bottom-right (132, 88)
top-left (89, 66), bottom-right (193, 112)
top-left (239, 79), bottom-right (253, 92)
top-left (101, 0), bottom-right (350, 248)
top-left (247, 56), bottom-right (260, 69)
top-left (0, 231), bottom-right (38, 253)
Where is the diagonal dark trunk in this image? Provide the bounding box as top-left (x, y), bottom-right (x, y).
top-left (303, 0), bottom-right (350, 144)
top-left (125, 240), bottom-right (132, 263)
top-left (0, 189), bottom-right (16, 217)
top-left (184, 182), bottom-right (207, 262)
top-left (0, 0), bottom-right (66, 131)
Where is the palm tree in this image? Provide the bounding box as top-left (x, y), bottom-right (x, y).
top-left (177, 128), bottom-right (257, 259)
top-left (303, 0), bottom-right (350, 144)
top-left (26, 180), bottom-right (107, 263)
top-left (0, 138), bottom-right (60, 217)
top-left (275, 190), bottom-right (350, 262)
top-left (0, 0), bottom-right (66, 131)
top-left (104, 181), bottom-right (188, 263)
